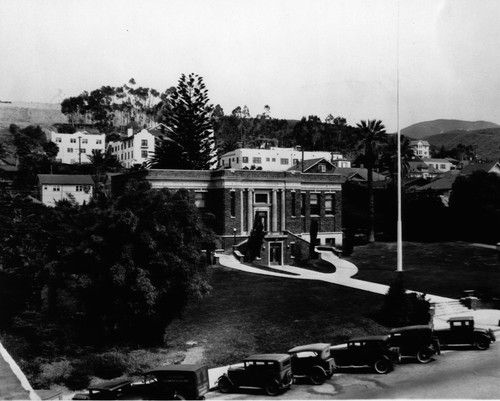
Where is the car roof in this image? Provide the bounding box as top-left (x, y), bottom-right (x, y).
top-left (448, 316), bottom-right (474, 322)
top-left (146, 364), bottom-right (206, 374)
top-left (288, 343), bottom-right (331, 353)
top-left (390, 325), bottom-right (432, 333)
top-left (88, 379), bottom-right (132, 391)
top-left (244, 354), bottom-right (290, 362)
top-left (349, 335), bottom-right (389, 342)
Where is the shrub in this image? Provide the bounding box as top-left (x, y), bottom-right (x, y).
top-left (83, 351), bottom-right (130, 380)
top-left (380, 274), bottom-right (431, 327)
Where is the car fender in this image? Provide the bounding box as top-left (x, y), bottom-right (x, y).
top-left (217, 374), bottom-right (235, 387)
top-left (311, 365), bottom-right (327, 376)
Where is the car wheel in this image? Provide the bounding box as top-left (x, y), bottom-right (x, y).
top-left (218, 376), bottom-right (233, 393)
top-left (373, 358), bottom-right (391, 374)
top-left (264, 379), bottom-right (280, 396)
top-left (309, 366), bottom-right (326, 385)
top-left (475, 336), bottom-right (490, 350)
top-left (416, 347), bottom-right (433, 364)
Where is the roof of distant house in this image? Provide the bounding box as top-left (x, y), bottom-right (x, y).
top-left (288, 157), bottom-right (333, 172)
top-left (459, 161), bottom-right (500, 176)
top-left (425, 158), bottom-right (453, 164)
top-left (409, 140), bottom-right (430, 146)
top-left (37, 174), bottom-right (94, 185)
top-left (408, 161), bottom-right (439, 173)
top-left (333, 167), bottom-right (387, 182)
top-left (417, 170), bottom-right (461, 191)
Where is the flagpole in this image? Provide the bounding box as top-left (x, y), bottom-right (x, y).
top-left (397, 0), bottom-right (403, 272)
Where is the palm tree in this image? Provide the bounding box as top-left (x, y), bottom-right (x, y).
top-left (87, 148), bottom-right (121, 183)
top-left (380, 134), bottom-right (415, 181)
top-left (356, 119), bottom-right (387, 242)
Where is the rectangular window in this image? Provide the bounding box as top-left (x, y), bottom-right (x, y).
top-left (266, 157), bottom-right (270, 162)
top-left (194, 192), bottom-right (206, 208)
top-left (272, 158), bottom-right (276, 162)
top-left (236, 157), bottom-right (239, 164)
top-left (80, 148), bottom-right (86, 153)
top-left (53, 186), bottom-right (60, 192)
top-left (293, 158), bottom-right (299, 165)
top-left (301, 192), bottom-right (306, 216)
top-left (96, 139), bottom-right (102, 144)
top-left (82, 138), bottom-right (88, 144)
top-left (310, 193), bottom-right (320, 215)
top-left (76, 185), bottom-right (83, 192)
top-left (325, 193), bottom-right (334, 215)
top-left (290, 242), bottom-right (296, 258)
top-left (242, 156), bottom-right (249, 163)
top-left (440, 164), bottom-right (446, 169)
top-left (141, 139), bottom-right (148, 147)
top-left (291, 192), bottom-right (296, 217)
top-left (55, 137), bottom-right (62, 143)
top-left (253, 157), bottom-right (261, 164)
top-left (318, 164), bottom-right (326, 172)
top-left (141, 150), bottom-right (148, 158)
top-left (70, 138), bottom-right (76, 143)
top-left (280, 158), bottom-right (289, 165)
top-left (255, 193), bottom-right (268, 203)
top-left (230, 191), bottom-right (236, 217)
top-left (67, 148), bottom-right (73, 153)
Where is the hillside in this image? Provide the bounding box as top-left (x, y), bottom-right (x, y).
top-left (425, 128), bottom-right (500, 161)
top-left (401, 119), bottom-right (499, 139)
top-left (0, 102), bottom-right (66, 128)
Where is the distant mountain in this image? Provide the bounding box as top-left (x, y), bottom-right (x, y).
top-left (425, 128), bottom-right (500, 161)
top-left (0, 102), bottom-right (66, 127)
top-left (401, 119), bottom-right (500, 139)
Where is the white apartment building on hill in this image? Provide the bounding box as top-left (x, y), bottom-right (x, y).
top-left (108, 128), bottom-right (156, 168)
top-left (50, 130), bottom-right (106, 164)
top-left (219, 147), bottom-right (349, 171)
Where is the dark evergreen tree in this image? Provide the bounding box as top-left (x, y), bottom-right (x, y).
top-left (153, 74), bottom-right (216, 170)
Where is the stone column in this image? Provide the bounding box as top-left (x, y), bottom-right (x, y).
top-left (281, 190), bottom-right (286, 232)
top-left (240, 189), bottom-right (245, 235)
top-left (272, 190), bottom-right (278, 232)
top-left (247, 189), bottom-right (253, 231)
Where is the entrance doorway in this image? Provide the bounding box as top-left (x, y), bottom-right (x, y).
top-left (254, 210), bottom-right (268, 232)
top-left (269, 242), bottom-right (282, 265)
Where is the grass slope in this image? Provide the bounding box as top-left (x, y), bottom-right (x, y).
top-left (349, 242), bottom-right (500, 301)
top-left (425, 128), bottom-right (500, 161)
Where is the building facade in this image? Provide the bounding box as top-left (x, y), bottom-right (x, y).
top-left (219, 147), bottom-right (347, 170)
top-left (38, 174), bottom-right (94, 207)
top-left (409, 140), bottom-right (431, 159)
top-left (50, 130), bottom-right (106, 164)
top-left (423, 158), bottom-right (455, 173)
top-left (112, 169), bottom-right (345, 266)
top-left (108, 128), bottom-right (156, 168)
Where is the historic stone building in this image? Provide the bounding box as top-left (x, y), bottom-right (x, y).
top-left (112, 169), bottom-right (345, 266)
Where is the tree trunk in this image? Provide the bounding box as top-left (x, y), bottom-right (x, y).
top-left (367, 165), bottom-right (375, 243)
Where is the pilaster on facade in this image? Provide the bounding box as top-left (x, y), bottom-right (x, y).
top-left (271, 189), bottom-right (278, 232)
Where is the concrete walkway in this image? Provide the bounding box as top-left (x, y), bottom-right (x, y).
top-left (217, 250), bottom-right (453, 303)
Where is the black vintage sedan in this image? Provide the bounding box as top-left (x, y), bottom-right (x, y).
top-left (434, 316), bottom-right (496, 350)
top-left (388, 325), bottom-right (440, 363)
top-left (330, 335), bottom-right (400, 374)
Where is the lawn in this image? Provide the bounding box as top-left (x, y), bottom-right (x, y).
top-left (165, 266), bottom-right (386, 368)
top-left (347, 241), bottom-right (500, 302)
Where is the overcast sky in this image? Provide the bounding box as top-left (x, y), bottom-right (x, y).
top-left (1, 0), bottom-right (500, 131)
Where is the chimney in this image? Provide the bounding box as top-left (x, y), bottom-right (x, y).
top-left (127, 128), bottom-right (133, 137)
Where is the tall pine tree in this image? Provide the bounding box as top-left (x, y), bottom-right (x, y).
top-left (153, 74), bottom-right (216, 170)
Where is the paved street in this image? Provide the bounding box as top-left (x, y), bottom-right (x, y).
top-left (206, 341), bottom-right (500, 399)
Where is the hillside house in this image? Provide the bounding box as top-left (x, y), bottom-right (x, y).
top-left (423, 158), bottom-right (455, 173)
top-left (459, 161), bottom-right (500, 176)
top-left (50, 129), bottom-right (106, 164)
top-left (409, 140), bottom-right (430, 159)
top-left (407, 161), bottom-right (440, 179)
top-left (37, 174), bottom-right (94, 207)
top-left (111, 169), bottom-right (345, 266)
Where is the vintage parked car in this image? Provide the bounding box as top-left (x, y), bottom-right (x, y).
top-left (434, 316), bottom-right (496, 350)
top-left (287, 343), bottom-right (336, 385)
top-left (217, 354), bottom-right (293, 396)
top-left (72, 379), bottom-right (133, 400)
top-left (330, 335), bottom-right (400, 374)
top-left (72, 365), bottom-right (209, 400)
top-left (388, 325), bottom-right (440, 363)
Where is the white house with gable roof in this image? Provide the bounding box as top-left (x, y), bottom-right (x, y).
top-left (108, 127), bottom-right (157, 168)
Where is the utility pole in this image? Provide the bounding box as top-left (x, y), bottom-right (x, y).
top-left (78, 136), bottom-right (82, 164)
